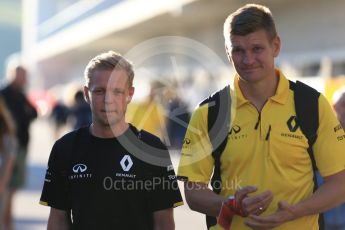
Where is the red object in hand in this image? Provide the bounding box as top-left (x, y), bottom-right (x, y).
top-left (218, 200), bottom-right (235, 229)
top-left (217, 196), bottom-right (247, 230)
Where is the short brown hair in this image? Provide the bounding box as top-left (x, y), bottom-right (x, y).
top-left (224, 4), bottom-right (277, 47)
top-left (84, 51), bottom-right (134, 87)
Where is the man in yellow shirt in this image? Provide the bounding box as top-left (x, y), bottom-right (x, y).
top-left (127, 81), bottom-right (166, 139)
top-left (178, 4), bottom-right (345, 230)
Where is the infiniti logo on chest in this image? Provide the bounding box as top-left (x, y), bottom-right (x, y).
top-left (73, 164), bottom-right (87, 173)
top-left (69, 163), bottom-right (92, 180)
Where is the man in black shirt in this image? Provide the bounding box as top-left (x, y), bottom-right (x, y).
top-left (1, 64), bottom-right (37, 229)
top-left (40, 51), bottom-right (183, 229)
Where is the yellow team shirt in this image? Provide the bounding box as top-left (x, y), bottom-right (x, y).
top-left (178, 70), bottom-right (345, 230)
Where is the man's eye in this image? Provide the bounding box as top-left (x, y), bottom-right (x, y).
top-left (253, 47), bottom-right (263, 52)
top-left (232, 48), bottom-right (242, 53)
top-left (113, 90), bottom-right (124, 95)
top-left (93, 90), bottom-right (105, 95)
top-left (232, 48), bottom-right (244, 55)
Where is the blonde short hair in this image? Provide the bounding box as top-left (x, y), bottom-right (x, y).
top-left (84, 51), bottom-right (134, 87)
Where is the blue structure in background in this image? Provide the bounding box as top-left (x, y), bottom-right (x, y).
top-left (37, 0), bottom-right (124, 41)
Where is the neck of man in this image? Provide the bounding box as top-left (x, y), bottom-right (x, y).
top-left (90, 120), bottom-right (129, 138)
top-left (238, 70), bottom-right (279, 112)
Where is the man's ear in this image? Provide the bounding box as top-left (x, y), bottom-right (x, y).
top-left (83, 86), bottom-right (90, 103)
top-left (272, 35), bottom-right (281, 57)
top-left (225, 44), bottom-right (232, 63)
top-left (127, 87), bottom-right (135, 104)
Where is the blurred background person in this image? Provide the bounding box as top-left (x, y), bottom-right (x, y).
top-left (164, 85), bottom-right (190, 150)
top-left (127, 80), bottom-right (166, 140)
top-left (50, 100), bottom-right (70, 139)
top-left (70, 89), bottom-right (92, 130)
top-left (0, 64), bottom-right (37, 230)
top-left (0, 97), bottom-right (17, 230)
top-left (322, 86), bottom-right (345, 230)
top-left (334, 87), bottom-right (345, 129)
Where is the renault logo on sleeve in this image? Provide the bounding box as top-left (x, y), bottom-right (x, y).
top-left (120, 155), bottom-right (133, 172)
top-left (72, 164), bottom-right (87, 173)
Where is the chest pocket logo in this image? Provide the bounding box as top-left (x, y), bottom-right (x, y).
top-left (229, 125), bottom-right (241, 134)
top-left (287, 116), bottom-right (299, 132)
top-left (120, 155), bottom-right (133, 172)
top-left (72, 164), bottom-right (87, 173)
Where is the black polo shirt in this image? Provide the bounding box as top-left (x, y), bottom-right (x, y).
top-left (40, 124), bottom-right (183, 230)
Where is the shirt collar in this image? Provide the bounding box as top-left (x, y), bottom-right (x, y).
top-left (233, 69), bottom-right (290, 108)
top-left (270, 69), bottom-right (289, 104)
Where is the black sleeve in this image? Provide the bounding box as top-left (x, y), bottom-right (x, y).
top-left (146, 141), bottom-right (183, 212)
top-left (40, 141), bottom-right (71, 210)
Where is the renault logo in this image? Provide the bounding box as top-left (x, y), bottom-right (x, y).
top-left (120, 155), bottom-right (133, 172)
top-left (287, 116), bottom-right (299, 132)
top-left (72, 164), bottom-right (87, 173)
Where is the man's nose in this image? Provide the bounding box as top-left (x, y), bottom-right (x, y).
top-left (243, 51), bottom-right (254, 65)
top-left (104, 92), bottom-right (115, 103)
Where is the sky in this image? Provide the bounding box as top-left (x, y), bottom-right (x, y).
top-left (0, 0), bottom-right (21, 79)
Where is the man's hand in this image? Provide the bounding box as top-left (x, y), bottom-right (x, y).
top-left (244, 201), bottom-right (296, 229)
top-left (217, 186), bottom-right (274, 230)
top-left (236, 186), bottom-right (273, 216)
